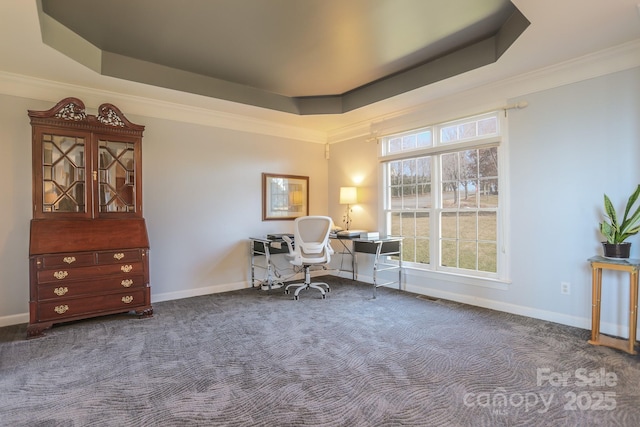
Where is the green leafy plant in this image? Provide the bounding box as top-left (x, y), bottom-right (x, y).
top-left (600, 184), bottom-right (640, 244)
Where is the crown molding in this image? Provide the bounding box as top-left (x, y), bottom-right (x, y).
top-left (498, 38), bottom-right (640, 99)
top-left (327, 39), bottom-right (640, 143)
top-left (2, 39), bottom-right (638, 145)
top-left (0, 71), bottom-right (327, 144)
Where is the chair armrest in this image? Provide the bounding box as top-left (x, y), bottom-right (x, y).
top-left (282, 235), bottom-right (294, 254)
top-left (327, 242), bottom-right (335, 256)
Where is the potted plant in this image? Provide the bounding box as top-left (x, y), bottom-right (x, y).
top-left (600, 184), bottom-right (640, 258)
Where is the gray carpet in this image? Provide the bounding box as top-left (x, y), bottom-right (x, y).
top-left (1, 276), bottom-right (640, 426)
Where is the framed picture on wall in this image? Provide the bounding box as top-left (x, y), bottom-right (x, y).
top-left (262, 173), bottom-right (309, 220)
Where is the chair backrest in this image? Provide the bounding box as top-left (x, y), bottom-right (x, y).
top-left (293, 216), bottom-right (332, 262)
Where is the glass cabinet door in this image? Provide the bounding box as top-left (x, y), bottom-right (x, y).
top-left (30, 98), bottom-right (144, 220)
top-left (98, 139), bottom-right (137, 213)
top-left (41, 132), bottom-right (86, 213)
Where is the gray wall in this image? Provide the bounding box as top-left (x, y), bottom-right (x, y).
top-left (327, 66), bottom-right (640, 337)
top-left (0, 94), bottom-right (329, 324)
top-left (508, 68), bottom-right (640, 331)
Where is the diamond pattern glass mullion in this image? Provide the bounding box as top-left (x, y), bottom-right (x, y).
top-left (98, 139), bottom-right (136, 213)
top-left (41, 134), bottom-right (86, 213)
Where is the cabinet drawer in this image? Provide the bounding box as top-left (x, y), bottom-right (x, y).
top-left (37, 275), bottom-right (146, 300)
top-left (38, 289), bottom-right (147, 322)
top-left (97, 250), bottom-right (142, 264)
top-left (37, 262), bottom-right (144, 284)
top-left (36, 253), bottom-right (95, 269)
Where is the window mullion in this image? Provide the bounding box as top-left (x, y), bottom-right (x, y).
top-left (432, 155), bottom-right (442, 270)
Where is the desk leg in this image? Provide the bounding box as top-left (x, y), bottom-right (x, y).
top-left (352, 245), bottom-right (357, 281)
top-left (261, 245), bottom-right (284, 290)
top-left (398, 239), bottom-right (403, 291)
top-left (628, 269), bottom-right (638, 354)
top-left (371, 242), bottom-right (383, 299)
top-left (333, 239), bottom-right (355, 280)
top-left (250, 241), bottom-right (256, 288)
top-left (264, 246), bottom-right (272, 289)
top-left (249, 240), bottom-right (282, 290)
top-left (589, 266), bottom-right (602, 344)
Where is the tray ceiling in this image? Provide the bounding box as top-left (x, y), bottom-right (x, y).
top-left (39, 0), bottom-right (529, 115)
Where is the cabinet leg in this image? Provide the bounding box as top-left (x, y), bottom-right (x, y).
top-left (136, 307), bottom-right (154, 318)
top-left (26, 322), bottom-right (52, 339)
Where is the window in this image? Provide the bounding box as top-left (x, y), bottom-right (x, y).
top-left (381, 112), bottom-right (505, 280)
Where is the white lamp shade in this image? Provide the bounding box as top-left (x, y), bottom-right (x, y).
top-left (339, 187), bottom-right (357, 204)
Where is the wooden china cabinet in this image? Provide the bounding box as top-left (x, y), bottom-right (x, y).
top-left (27, 97), bottom-right (152, 338)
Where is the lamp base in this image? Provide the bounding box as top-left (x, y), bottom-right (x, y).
top-left (343, 205), bottom-right (352, 230)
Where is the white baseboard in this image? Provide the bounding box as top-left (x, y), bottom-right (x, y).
top-left (405, 282), bottom-right (590, 328)
top-left (0, 281), bottom-right (252, 328)
top-left (0, 275), bottom-right (632, 340)
top-left (151, 280), bottom-right (249, 303)
top-left (332, 272), bottom-right (598, 333)
top-left (0, 313), bottom-right (29, 328)
top-left (400, 282), bottom-right (639, 339)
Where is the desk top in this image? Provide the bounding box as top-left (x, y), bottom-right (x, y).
top-left (251, 235), bottom-right (402, 244)
top-left (588, 256), bottom-right (640, 267)
top-left (330, 234), bottom-right (402, 243)
top-left (249, 236), bottom-right (277, 243)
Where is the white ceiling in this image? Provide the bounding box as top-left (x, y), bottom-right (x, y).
top-left (0, 0), bottom-right (639, 136)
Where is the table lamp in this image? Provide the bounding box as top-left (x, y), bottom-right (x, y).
top-left (339, 186), bottom-right (357, 230)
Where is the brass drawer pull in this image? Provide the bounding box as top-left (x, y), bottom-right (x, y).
top-left (53, 271), bottom-right (68, 280)
top-left (121, 279), bottom-right (133, 288)
top-left (53, 287), bottom-right (68, 296)
top-left (63, 256), bottom-right (76, 264)
top-left (120, 265), bottom-right (133, 273)
top-left (54, 305), bottom-right (69, 314)
top-left (113, 253), bottom-right (125, 260)
top-left (121, 296), bottom-right (134, 304)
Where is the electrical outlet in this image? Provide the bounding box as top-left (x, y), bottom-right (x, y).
top-left (561, 282), bottom-right (571, 295)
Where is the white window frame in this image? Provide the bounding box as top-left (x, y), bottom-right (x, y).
top-left (379, 112), bottom-right (510, 287)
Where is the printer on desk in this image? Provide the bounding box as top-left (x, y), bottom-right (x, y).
top-left (336, 229), bottom-right (366, 237)
top-left (334, 230), bottom-right (380, 239)
top-left (266, 233), bottom-right (294, 240)
top-left (264, 234), bottom-right (294, 251)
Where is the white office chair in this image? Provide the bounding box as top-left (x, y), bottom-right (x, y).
top-left (282, 216), bottom-right (334, 300)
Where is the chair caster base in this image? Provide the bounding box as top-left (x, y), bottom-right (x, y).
top-left (285, 281), bottom-right (329, 300)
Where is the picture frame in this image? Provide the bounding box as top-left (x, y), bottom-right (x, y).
top-left (262, 173), bottom-right (309, 220)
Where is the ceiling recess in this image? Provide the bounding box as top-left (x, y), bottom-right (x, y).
top-left (39, 0), bottom-right (529, 115)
